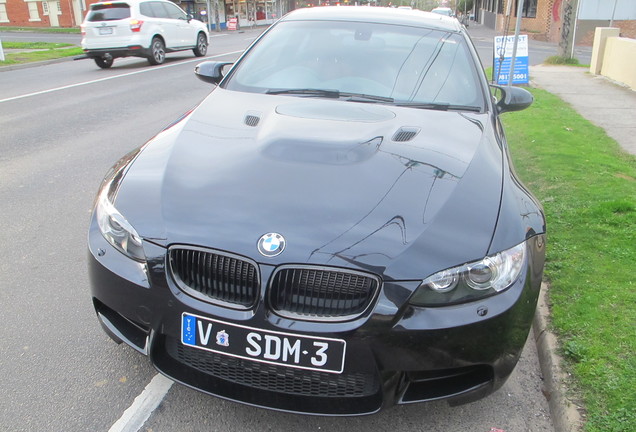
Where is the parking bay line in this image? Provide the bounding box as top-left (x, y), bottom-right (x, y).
top-left (0, 50), bottom-right (243, 104)
top-left (109, 373), bottom-right (174, 432)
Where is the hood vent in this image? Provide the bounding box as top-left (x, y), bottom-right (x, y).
top-left (392, 127), bottom-right (421, 142)
top-left (244, 112), bottom-right (261, 127)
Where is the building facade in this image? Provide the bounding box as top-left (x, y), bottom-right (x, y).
top-left (473, 0), bottom-right (635, 45)
top-left (0, 0), bottom-right (88, 27)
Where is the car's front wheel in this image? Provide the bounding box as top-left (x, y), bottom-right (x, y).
top-left (94, 56), bottom-right (114, 69)
top-left (148, 37), bottom-right (166, 65)
top-left (193, 33), bottom-right (208, 57)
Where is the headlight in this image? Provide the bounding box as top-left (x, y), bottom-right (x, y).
top-left (95, 190), bottom-right (145, 262)
top-left (410, 242), bottom-right (526, 306)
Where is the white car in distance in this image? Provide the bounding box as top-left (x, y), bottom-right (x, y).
top-left (81, 0), bottom-right (209, 69)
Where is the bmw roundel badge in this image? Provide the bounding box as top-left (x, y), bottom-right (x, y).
top-left (257, 233), bottom-right (286, 257)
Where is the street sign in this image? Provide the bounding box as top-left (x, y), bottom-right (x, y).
top-left (493, 35), bottom-right (529, 85)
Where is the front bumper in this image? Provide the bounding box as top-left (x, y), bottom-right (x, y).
top-left (88, 219), bottom-right (545, 415)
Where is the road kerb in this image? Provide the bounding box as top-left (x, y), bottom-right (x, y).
top-left (533, 284), bottom-right (585, 432)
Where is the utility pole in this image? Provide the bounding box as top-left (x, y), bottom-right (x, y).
top-left (507, 0), bottom-right (524, 87)
top-left (570, 0), bottom-right (582, 58)
top-left (214, 0), bottom-right (221, 32)
top-left (610, 0), bottom-right (618, 27)
top-left (206, 0), bottom-right (212, 32)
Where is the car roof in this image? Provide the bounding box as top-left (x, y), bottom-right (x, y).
top-left (91, 0), bottom-right (169, 6)
top-left (280, 6), bottom-right (462, 33)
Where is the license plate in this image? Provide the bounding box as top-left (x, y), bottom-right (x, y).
top-left (99, 27), bottom-right (113, 35)
top-left (181, 313), bottom-right (346, 374)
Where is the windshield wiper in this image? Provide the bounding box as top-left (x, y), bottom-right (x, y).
top-left (266, 89), bottom-right (394, 104)
top-left (266, 88), bottom-right (340, 98)
top-left (394, 102), bottom-right (482, 112)
top-left (339, 92), bottom-right (394, 103)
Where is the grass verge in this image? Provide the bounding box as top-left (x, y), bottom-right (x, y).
top-left (2, 41), bottom-right (74, 49)
top-left (0, 26), bottom-right (80, 33)
top-left (0, 42), bottom-right (84, 66)
top-left (503, 87), bottom-right (636, 432)
top-left (544, 55), bottom-right (585, 66)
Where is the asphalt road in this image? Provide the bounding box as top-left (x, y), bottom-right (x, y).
top-left (0, 28), bottom-right (554, 432)
top-left (0, 30), bottom-right (82, 45)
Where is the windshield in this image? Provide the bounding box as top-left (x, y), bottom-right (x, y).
top-left (224, 20), bottom-right (484, 111)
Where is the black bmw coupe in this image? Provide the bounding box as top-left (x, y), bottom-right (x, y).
top-left (88, 6), bottom-right (545, 415)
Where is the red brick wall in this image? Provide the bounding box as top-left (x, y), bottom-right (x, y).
top-left (498, 0), bottom-right (555, 42)
top-left (1, 0), bottom-right (103, 28)
top-left (619, 20), bottom-right (636, 40)
top-left (500, 0), bottom-right (636, 46)
top-left (2, 0), bottom-right (48, 27)
top-left (575, 20), bottom-right (636, 46)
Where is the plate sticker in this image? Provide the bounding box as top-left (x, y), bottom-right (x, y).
top-left (181, 313), bottom-right (346, 374)
top-left (182, 314), bottom-right (196, 345)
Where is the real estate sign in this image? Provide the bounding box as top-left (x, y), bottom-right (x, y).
top-left (493, 35), bottom-right (529, 85)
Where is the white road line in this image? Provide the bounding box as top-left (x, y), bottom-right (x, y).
top-left (108, 374), bottom-right (174, 432)
top-left (0, 50), bottom-right (242, 104)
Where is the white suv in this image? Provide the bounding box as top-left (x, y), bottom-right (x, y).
top-left (81, 0), bottom-right (209, 68)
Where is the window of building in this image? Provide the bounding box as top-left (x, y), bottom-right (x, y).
top-left (0, 0), bottom-right (9, 23)
top-left (42, 1), bottom-right (49, 15)
top-left (516, 0), bottom-right (537, 18)
top-left (28, 1), bottom-right (41, 20)
top-left (57, 1), bottom-right (62, 14)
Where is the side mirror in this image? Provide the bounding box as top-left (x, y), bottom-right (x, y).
top-left (491, 85), bottom-right (533, 114)
top-left (194, 61), bottom-right (233, 85)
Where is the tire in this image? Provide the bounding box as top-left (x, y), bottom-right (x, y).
top-left (193, 32), bottom-right (208, 57)
top-left (148, 37), bottom-right (166, 65)
top-left (94, 56), bottom-right (114, 69)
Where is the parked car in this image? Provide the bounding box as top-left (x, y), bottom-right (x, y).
top-left (431, 7), bottom-right (455, 17)
top-left (80, 0), bottom-right (209, 68)
top-left (88, 6), bottom-right (544, 415)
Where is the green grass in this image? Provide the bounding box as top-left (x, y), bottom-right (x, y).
top-left (2, 41), bottom-right (74, 49)
top-left (0, 42), bottom-right (83, 66)
top-left (502, 88), bottom-right (636, 432)
top-left (545, 55), bottom-right (582, 66)
top-left (0, 26), bottom-right (80, 33)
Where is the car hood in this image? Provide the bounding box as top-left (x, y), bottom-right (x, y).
top-left (115, 88), bottom-right (503, 280)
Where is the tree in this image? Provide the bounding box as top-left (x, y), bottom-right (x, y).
top-left (457, 0), bottom-right (473, 14)
top-left (558, 0), bottom-right (580, 58)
